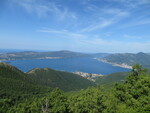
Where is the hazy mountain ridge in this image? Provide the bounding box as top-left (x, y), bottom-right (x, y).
top-left (88, 53), bottom-right (110, 58)
top-left (102, 52), bottom-right (150, 69)
top-left (0, 50), bottom-right (88, 61)
top-left (0, 50), bottom-right (110, 61)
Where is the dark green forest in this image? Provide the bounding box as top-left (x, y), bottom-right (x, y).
top-left (27, 68), bottom-right (96, 91)
top-left (0, 63), bottom-right (150, 113)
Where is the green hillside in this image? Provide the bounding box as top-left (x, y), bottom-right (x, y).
top-left (0, 63), bottom-right (95, 112)
top-left (95, 72), bottom-right (129, 85)
top-left (0, 63), bottom-right (51, 98)
top-left (27, 68), bottom-right (96, 91)
top-left (103, 52), bottom-right (150, 69)
top-left (1, 64), bottom-right (149, 113)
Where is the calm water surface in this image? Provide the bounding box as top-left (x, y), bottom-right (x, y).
top-left (6, 57), bottom-right (130, 75)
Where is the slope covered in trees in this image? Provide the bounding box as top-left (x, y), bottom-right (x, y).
top-left (0, 63), bottom-right (52, 113)
top-left (102, 52), bottom-right (150, 69)
top-left (0, 62), bottom-right (95, 112)
top-left (27, 68), bottom-right (96, 91)
top-left (0, 63), bottom-right (51, 98)
top-left (95, 72), bottom-right (129, 85)
top-left (0, 63), bottom-right (150, 113)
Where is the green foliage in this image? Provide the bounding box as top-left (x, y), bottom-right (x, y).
top-left (41, 89), bottom-right (68, 113)
top-left (27, 68), bottom-right (96, 91)
top-left (68, 86), bottom-right (106, 113)
top-left (131, 64), bottom-right (148, 76)
top-left (0, 63), bottom-right (150, 113)
top-left (8, 89), bottom-right (68, 113)
top-left (114, 64), bottom-right (150, 113)
top-left (96, 72), bottom-right (128, 85)
top-left (0, 63), bottom-right (51, 98)
top-left (0, 63), bottom-right (51, 113)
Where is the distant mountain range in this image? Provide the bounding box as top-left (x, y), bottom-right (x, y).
top-left (101, 52), bottom-right (150, 69)
top-left (88, 53), bottom-right (110, 58)
top-left (0, 50), bottom-right (110, 61)
top-left (0, 50), bottom-right (86, 60)
top-left (1, 49), bottom-right (150, 70)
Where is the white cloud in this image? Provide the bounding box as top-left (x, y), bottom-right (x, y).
top-left (38, 27), bottom-right (150, 53)
top-left (81, 20), bottom-right (113, 32)
top-left (80, 8), bottom-right (129, 32)
top-left (132, 20), bottom-right (150, 26)
top-left (123, 34), bottom-right (142, 39)
top-left (78, 37), bottom-right (150, 53)
top-left (109, 0), bottom-right (150, 8)
top-left (119, 17), bottom-right (150, 29)
top-left (11, 0), bottom-right (77, 20)
top-left (38, 28), bottom-right (86, 39)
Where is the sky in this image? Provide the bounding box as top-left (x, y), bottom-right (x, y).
top-left (0, 0), bottom-right (150, 53)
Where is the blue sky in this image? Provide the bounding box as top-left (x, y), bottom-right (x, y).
top-left (0, 0), bottom-right (150, 53)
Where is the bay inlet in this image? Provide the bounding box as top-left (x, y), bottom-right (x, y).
top-left (5, 57), bottom-right (130, 75)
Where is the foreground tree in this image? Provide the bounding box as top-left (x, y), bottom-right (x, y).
top-left (1, 64), bottom-right (150, 113)
top-left (114, 64), bottom-right (150, 113)
top-left (68, 86), bottom-right (106, 113)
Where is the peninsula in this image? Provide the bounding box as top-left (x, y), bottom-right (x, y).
top-left (95, 58), bottom-right (132, 69)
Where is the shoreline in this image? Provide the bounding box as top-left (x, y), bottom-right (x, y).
top-left (95, 58), bottom-right (132, 69)
top-left (73, 71), bottom-right (103, 82)
top-left (0, 57), bottom-right (62, 61)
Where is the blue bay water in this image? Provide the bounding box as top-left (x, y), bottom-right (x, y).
top-left (5, 57), bottom-right (130, 75)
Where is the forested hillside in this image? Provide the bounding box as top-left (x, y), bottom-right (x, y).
top-left (0, 63), bottom-right (51, 97)
top-left (103, 52), bottom-right (150, 69)
top-left (0, 63), bottom-right (150, 113)
top-left (96, 72), bottom-right (129, 85)
top-left (27, 68), bottom-right (96, 91)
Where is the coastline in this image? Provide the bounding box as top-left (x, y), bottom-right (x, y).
top-left (73, 71), bottom-right (103, 82)
top-left (95, 58), bottom-right (132, 69)
top-left (0, 57), bottom-right (62, 61)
